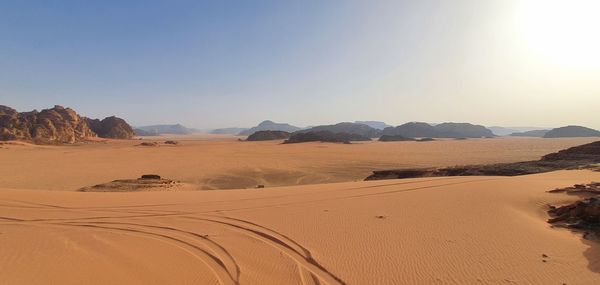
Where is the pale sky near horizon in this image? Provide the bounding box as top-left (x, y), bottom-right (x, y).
top-left (1, 0), bottom-right (598, 129)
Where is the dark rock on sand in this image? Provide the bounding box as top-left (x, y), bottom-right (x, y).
top-left (164, 140), bottom-right (179, 145)
top-left (247, 130), bottom-right (291, 141)
top-left (138, 142), bottom-right (158, 147)
top-left (79, 175), bottom-right (179, 192)
top-left (141, 174), bottom-right (161, 179)
top-left (365, 140), bottom-right (600, 181)
top-left (547, 182), bottom-right (600, 237)
top-left (284, 131), bottom-right (371, 144)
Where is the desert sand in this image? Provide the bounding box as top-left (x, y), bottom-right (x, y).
top-left (2, 137), bottom-right (600, 284)
top-left (1, 171), bottom-right (599, 284)
top-left (0, 136), bottom-right (597, 191)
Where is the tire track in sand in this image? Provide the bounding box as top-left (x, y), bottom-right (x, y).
top-left (183, 215), bottom-right (345, 285)
top-left (68, 220), bottom-right (241, 283)
top-left (55, 222), bottom-right (237, 285)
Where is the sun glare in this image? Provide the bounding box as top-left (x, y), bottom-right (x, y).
top-left (518, 0), bottom-right (600, 68)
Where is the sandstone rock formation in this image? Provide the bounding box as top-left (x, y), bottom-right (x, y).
top-left (0, 105), bottom-right (95, 144)
top-left (85, 116), bottom-right (134, 139)
top-left (547, 182), bottom-right (600, 237)
top-left (246, 130), bottom-right (291, 141)
top-left (79, 174), bottom-right (179, 192)
top-left (284, 131), bottom-right (371, 144)
top-left (0, 105), bottom-right (134, 143)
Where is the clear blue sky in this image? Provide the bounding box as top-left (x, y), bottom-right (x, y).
top-left (1, 0), bottom-right (598, 129)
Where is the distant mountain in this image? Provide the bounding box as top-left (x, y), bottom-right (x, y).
top-left (296, 122), bottom-right (381, 138)
top-left (510, 130), bottom-right (549, 137)
top-left (434, 123), bottom-right (495, 138)
top-left (133, 128), bottom-right (159, 136)
top-left (238, 120), bottom-right (301, 135)
top-left (210, 127), bottom-right (249, 135)
top-left (488, 126), bottom-right (550, 136)
top-left (543, 126), bottom-right (600, 138)
top-left (284, 131), bottom-right (371, 144)
top-left (354, 121), bottom-right (392, 130)
top-left (136, 124), bottom-right (193, 135)
top-left (382, 122), bottom-right (494, 138)
top-left (382, 122), bottom-right (437, 138)
top-left (246, 130), bottom-right (291, 141)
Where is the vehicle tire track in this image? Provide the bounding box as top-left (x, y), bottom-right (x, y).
top-left (54, 222), bottom-right (237, 285)
top-left (70, 220), bottom-right (241, 282)
top-left (183, 215), bottom-right (345, 285)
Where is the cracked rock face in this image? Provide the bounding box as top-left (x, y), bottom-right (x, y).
top-left (0, 105), bottom-right (96, 144)
top-left (0, 105), bottom-right (134, 144)
top-left (85, 116), bottom-right (134, 139)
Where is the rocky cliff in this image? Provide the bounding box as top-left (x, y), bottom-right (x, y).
top-left (0, 105), bottom-right (95, 143)
top-left (0, 105), bottom-right (133, 143)
top-left (85, 116), bottom-right (134, 139)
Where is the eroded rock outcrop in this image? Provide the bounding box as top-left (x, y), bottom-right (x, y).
top-left (0, 105), bottom-right (95, 143)
top-left (79, 174), bottom-right (180, 192)
top-left (0, 105), bottom-right (134, 143)
top-left (85, 116), bottom-right (134, 139)
top-left (547, 182), bottom-right (600, 237)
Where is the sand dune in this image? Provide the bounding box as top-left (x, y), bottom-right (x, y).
top-left (2, 170), bottom-right (600, 284)
top-left (0, 136), bottom-right (596, 191)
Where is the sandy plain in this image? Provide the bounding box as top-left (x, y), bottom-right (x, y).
top-left (1, 136), bottom-right (599, 284)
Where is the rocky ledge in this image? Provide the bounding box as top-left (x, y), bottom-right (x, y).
top-left (547, 182), bottom-right (600, 239)
top-left (79, 174), bottom-right (180, 192)
top-left (366, 141), bottom-right (600, 181)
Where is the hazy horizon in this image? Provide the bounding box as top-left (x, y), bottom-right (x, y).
top-left (1, 0), bottom-right (599, 129)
